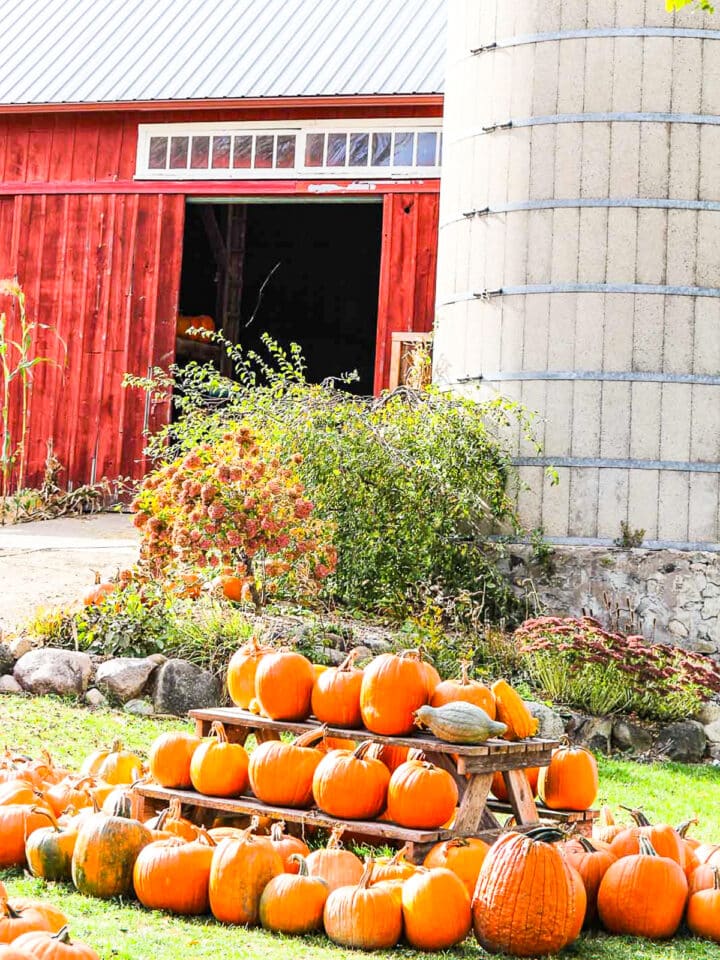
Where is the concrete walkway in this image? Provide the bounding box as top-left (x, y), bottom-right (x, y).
top-left (0, 513), bottom-right (140, 635)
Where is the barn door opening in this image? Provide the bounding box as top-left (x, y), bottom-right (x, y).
top-left (178, 200), bottom-right (383, 393)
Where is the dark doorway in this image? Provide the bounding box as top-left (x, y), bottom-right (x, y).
top-left (178, 200), bottom-right (383, 393)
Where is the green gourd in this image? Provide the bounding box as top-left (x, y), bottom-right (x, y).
top-left (414, 702), bottom-right (508, 744)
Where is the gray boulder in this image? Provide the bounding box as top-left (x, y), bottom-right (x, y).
top-left (14, 649), bottom-right (93, 696)
top-left (151, 659), bottom-right (221, 717)
top-left (526, 701), bottom-right (565, 741)
top-left (695, 701), bottom-right (720, 726)
top-left (95, 657), bottom-right (157, 703)
top-left (8, 636), bottom-right (34, 660)
top-left (656, 720), bottom-right (706, 762)
top-left (704, 720), bottom-right (720, 744)
top-left (125, 698), bottom-right (155, 717)
top-left (84, 687), bottom-right (108, 709)
top-left (577, 717), bottom-right (613, 754)
top-left (0, 675), bottom-right (22, 694)
top-left (612, 718), bottom-right (654, 754)
top-left (0, 644), bottom-right (15, 677)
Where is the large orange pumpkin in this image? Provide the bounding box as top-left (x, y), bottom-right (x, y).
top-left (227, 637), bottom-right (272, 709)
top-left (359, 651), bottom-right (430, 736)
top-left (209, 829), bottom-right (283, 925)
top-left (423, 837), bottom-right (490, 897)
top-left (305, 829), bottom-right (364, 893)
top-left (386, 759), bottom-right (458, 829)
top-left (133, 834), bottom-right (214, 915)
top-left (95, 741), bottom-right (143, 786)
top-left (538, 746), bottom-right (599, 811)
top-left (268, 821), bottom-right (309, 874)
top-left (0, 902), bottom-right (52, 945)
top-left (148, 732), bottom-right (200, 789)
top-left (473, 827), bottom-right (586, 957)
top-left (561, 836), bottom-right (616, 926)
top-left (323, 861), bottom-right (403, 950)
top-left (312, 742), bottom-right (390, 820)
top-left (71, 813), bottom-right (152, 899)
top-left (311, 651), bottom-right (363, 728)
top-left (402, 867), bottom-right (471, 950)
top-left (597, 836), bottom-right (687, 938)
top-left (254, 651), bottom-right (315, 721)
top-left (189, 722), bottom-right (249, 798)
top-left (431, 662), bottom-right (496, 718)
top-left (248, 729), bottom-right (324, 808)
top-left (12, 927), bottom-right (99, 960)
top-left (0, 806), bottom-right (50, 868)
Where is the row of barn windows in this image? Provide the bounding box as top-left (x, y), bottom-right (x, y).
top-left (139, 125), bottom-right (442, 178)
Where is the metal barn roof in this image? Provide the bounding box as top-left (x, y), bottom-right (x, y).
top-left (0, 0), bottom-right (447, 106)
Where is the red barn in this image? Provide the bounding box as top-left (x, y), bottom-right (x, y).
top-left (0, 0), bottom-right (445, 487)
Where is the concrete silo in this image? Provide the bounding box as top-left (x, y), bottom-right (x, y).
top-left (434, 0), bottom-right (720, 554)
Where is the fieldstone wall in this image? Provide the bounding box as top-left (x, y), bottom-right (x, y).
top-left (511, 545), bottom-right (720, 653)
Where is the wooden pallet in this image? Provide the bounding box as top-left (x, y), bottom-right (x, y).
top-left (487, 800), bottom-right (599, 837)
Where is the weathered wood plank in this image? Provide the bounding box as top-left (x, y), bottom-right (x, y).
top-left (457, 749), bottom-right (554, 775)
top-left (189, 708), bottom-right (558, 759)
top-left (452, 773), bottom-right (494, 836)
top-left (503, 769), bottom-right (540, 825)
top-left (134, 785), bottom-right (452, 845)
top-left (487, 800), bottom-right (599, 824)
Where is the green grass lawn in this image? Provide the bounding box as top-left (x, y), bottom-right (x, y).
top-left (1, 695), bottom-right (719, 960)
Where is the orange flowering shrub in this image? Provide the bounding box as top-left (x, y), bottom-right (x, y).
top-left (131, 427), bottom-right (336, 605)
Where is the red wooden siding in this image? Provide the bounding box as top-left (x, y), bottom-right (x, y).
top-left (0, 193), bottom-right (184, 487)
top-left (374, 192), bottom-right (439, 393)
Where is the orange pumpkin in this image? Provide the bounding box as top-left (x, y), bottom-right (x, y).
top-left (561, 836), bottom-right (617, 926)
top-left (597, 836), bottom-right (688, 938)
top-left (0, 806), bottom-right (50, 868)
top-left (366, 742), bottom-right (422, 773)
top-left (608, 809), bottom-right (683, 864)
top-left (248, 729), bottom-right (324, 808)
top-left (176, 314), bottom-right (215, 341)
top-left (133, 834), bottom-right (215, 915)
top-left (95, 741), bottom-right (143, 786)
top-left (431, 662), bottom-right (496, 717)
top-left (189, 722), bottom-right (249, 798)
top-left (0, 946), bottom-right (36, 960)
top-left (305, 828), bottom-right (364, 892)
top-left (402, 867), bottom-right (471, 950)
top-left (146, 798), bottom-right (197, 842)
top-left (687, 866), bottom-right (720, 941)
top-left (71, 813), bottom-right (152, 899)
top-left (0, 901), bottom-right (52, 944)
top-left (312, 742), bottom-right (390, 820)
top-left (386, 759), bottom-right (458, 830)
top-left (473, 827), bottom-right (586, 957)
top-left (259, 855), bottom-right (329, 934)
top-left (370, 844), bottom-right (417, 884)
top-left (5, 902), bottom-right (66, 936)
top-left (491, 767), bottom-right (539, 802)
top-left (148, 732), bottom-right (200, 789)
top-left (209, 828), bottom-right (283, 925)
top-left (359, 651), bottom-right (430, 736)
top-left (423, 837), bottom-right (490, 897)
top-left (24, 807), bottom-right (78, 882)
top-left (323, 860), bottom-right (402, 950)
top-left (254, 651), bottom-right (315, 722)
top-left (12, 927), bottom-right (99, 960)
top-left (269, 821), bottom-right (309, 874)
top-left (311, 650), bottom-right (363, 728)
top-left (538, 746), bottom-right (599, 811)
top-left (227, 637), bottom-right (272, 709)
top-left (592, 806), bottom-right (625, 845)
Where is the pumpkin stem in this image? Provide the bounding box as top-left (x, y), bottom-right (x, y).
top-left (525, 827), bottom-right (566, 844)
top-left (676, 817), bottom-right (699, 838)
top-left (289, 853), bottom-right (310, 876)
top-left (388, 843), bottom-right (410, 864)
top-left (638, 836), bottom-right (659, 857)
top-left (713, 867), bottom-right (720, 891)
top-left (326, 826), bottom-right (345, 850)
top-left (398, 649), bottom-right (420, 661)
top-left (621, 806), bottom-right (651, 827)
top-left (358, 860), bottom-right (375, 888)
top-left (110, 739), bottom-right (124, 753)
top-left (209, 722), bottom-right (229, 744)
top-left (576, 836), bottom-right (600, 854)
top-left (31, 805), bottom-right (61, 832)
top-left (52, 927), bottom-right (72, 944)
top-left (352, 741), bottom-right (378, 760)
top-left (338, 649), bottom-right (360, 672)
top-left (270, 821), bottom-right (286, 842)
top-left (459, 661), bottom-right (471, 685)
top-left (294, 728), bottom-right (327, 749)
top-left (598, 805), bottom-right (616, 827)
top-left (195, 827), bottom-right (217, 847)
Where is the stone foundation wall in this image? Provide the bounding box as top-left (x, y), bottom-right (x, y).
top-left (510, 545), bottom-right (720, 654)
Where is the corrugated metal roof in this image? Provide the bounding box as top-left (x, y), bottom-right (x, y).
top-left (0, 0), bottom-right (447, 106)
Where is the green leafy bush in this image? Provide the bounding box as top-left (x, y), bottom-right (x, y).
top-left (126, 335), bottom-right (541, 623)
top-left (516, 616), bottom-right (720, 721)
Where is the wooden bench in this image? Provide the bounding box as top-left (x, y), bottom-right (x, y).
top-left (132, 707), bottom-right (569, 861)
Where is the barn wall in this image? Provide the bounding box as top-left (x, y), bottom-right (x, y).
top-left (0, 192), bottom-right (184, 487)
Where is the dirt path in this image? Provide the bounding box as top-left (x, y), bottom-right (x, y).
top-left (0, 513), bottom-right (139, 635)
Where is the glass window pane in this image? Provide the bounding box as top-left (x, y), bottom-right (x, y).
top-left (326, 133), bottom-right (347, 167)
top-left (211, 135), bottom-right (231, 169)
top-left (417, 132), bottom-right (438, 166)
top-left (371, 132), bottom-right (391, 167)
top-left (254, 135), bottom-right (274, 168)
top-left (305, 133), bottom-right (325, 167)
top-left (276, 134), bottom-right (296, 169)
top-left (169, 136), bottom-right (189, 169)
top-left (393, 132), bottom-right (414, 166)
top-left (190, 136), bottom-right (210, 169)
top-left (349, 133), bottom-right (369, 167)
top-left (233, 135), bottom-right (252, 168)
top-left (148, 137), bottom-right (168, 170)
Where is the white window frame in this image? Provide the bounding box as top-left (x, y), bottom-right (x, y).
top-left (135, 118), bottom-right (442, 180)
